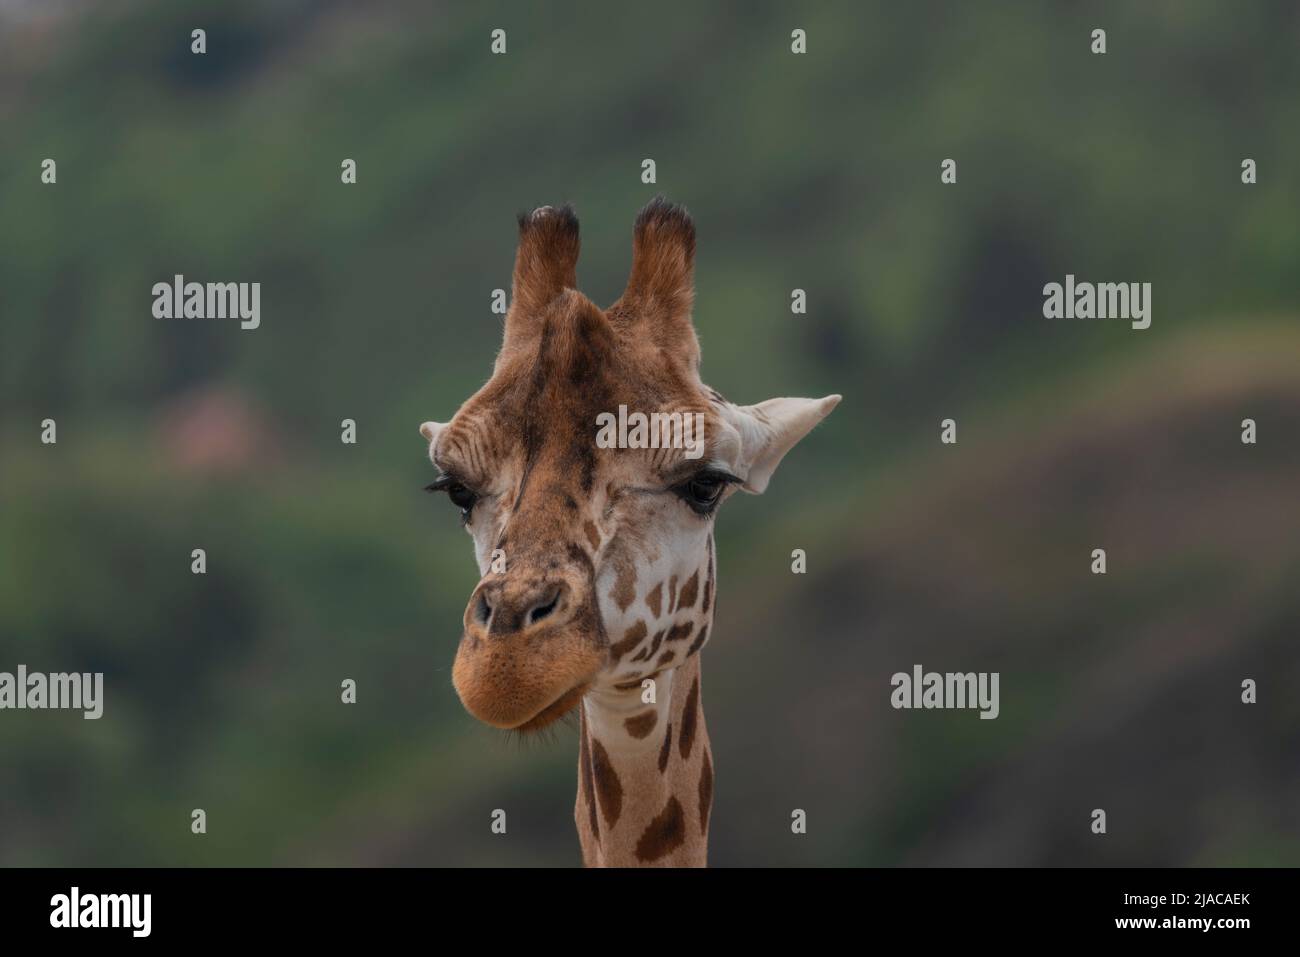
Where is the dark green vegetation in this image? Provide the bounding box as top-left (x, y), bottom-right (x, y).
top-left (1, 1), bottom-right (1297, 865)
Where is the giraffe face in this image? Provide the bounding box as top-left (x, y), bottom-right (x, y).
top-left (420, 201), bottom-right (839, 732)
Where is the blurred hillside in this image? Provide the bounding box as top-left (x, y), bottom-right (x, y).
top-left (0, 0), bottom-right (1297, 865)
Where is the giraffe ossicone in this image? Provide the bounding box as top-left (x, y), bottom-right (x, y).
top-left (420, 197), bottom-right (839, 866)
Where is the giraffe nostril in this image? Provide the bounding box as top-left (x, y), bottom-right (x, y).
top-left (528, 589), bottom-right (561, 626)
top-left (474, 591), bottom-right (492, 627)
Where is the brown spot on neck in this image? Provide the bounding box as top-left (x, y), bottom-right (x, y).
top-left (634, 796), bottom-right (686, 862)
top-left (583, 520), bottom-right (601, 551)
top-left (610, 561), bottom-right (637, 612)
top-left (610, 620), bottom-right (647, 660)
top-left (630, 628), bottom-right (666, 663)
top-left (589, 737), bottom-right (623, 829)
top-left (676, 570), bottom-right (699, 611)
top-left (645, 582), bottom-right (663, 618)
top-left (665, 621), bottom-right (694, 643)
top-left (686, 624), bottom-right (708, 658)
top-left (624, 710), bottom-right (658, 739)
top-left (658, 722), bottom-right (673, 773)
top-left (679, 676), bottom-right (699, 760)
top-left (698, 749), bottom-right (714, 834)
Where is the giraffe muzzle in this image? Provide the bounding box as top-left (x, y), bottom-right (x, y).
top-left (452, 575), bottom-right (607, 730)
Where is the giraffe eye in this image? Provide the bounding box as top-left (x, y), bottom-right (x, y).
top-left (425, 475), bottom-right (480, 521)
top-left (675, 470), bottom-right (735, 515)
top-left (445, 483), bottom-right (478, 512)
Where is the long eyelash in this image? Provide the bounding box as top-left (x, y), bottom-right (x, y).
top-left (424, 473), bottom-right (457, 493)
top-left (676, 469), bottom-right (741, 491)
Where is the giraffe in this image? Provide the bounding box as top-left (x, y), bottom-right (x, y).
top-left (419, 198), bottom-right (839, 866)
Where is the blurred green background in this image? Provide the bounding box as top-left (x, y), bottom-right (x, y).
top-left (1, 0), bottom-right (1298, 866)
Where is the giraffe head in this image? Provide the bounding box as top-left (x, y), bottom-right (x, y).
top-left (420, 199), bottom-right (839, 733)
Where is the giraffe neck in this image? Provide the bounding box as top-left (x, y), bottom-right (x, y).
top-left (575, 653), bottom-right (713, 866)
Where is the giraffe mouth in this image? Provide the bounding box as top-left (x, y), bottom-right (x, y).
top-left (513, 683), bottom-right (590, 733)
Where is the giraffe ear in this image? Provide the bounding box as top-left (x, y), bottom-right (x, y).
top-left (419, 421), bottom-right (445, 462)
top-left (719, 395), bottom-right (841, 494)
top-left (506, 204), bottom-right (580, 338)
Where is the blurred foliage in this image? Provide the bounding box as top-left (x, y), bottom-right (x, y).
top-left (0, 0), bottom-right (1297, 865)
